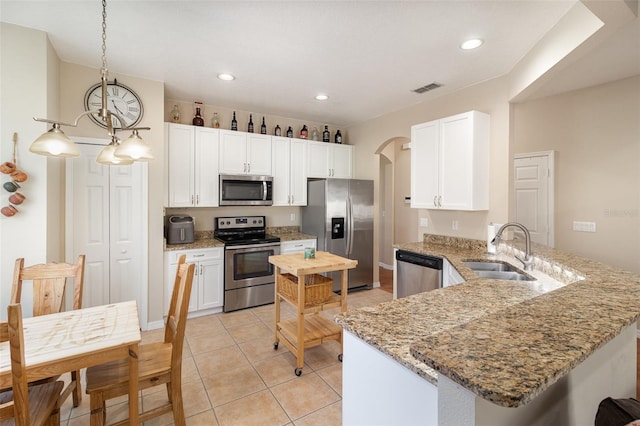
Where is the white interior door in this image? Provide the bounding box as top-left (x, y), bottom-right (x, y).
top-left (66, 140), bottom-right (147, 328)
top-left (514, 151), bottom-right (555, 247)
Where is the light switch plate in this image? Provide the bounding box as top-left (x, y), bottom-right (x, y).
top-left (419, 217), bottom-right (428, 227)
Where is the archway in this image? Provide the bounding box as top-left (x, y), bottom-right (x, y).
top-left (375, 136), bottom-right (417, 273)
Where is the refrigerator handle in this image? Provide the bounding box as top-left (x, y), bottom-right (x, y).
top-left (347, 196), bottom-right (354, 255)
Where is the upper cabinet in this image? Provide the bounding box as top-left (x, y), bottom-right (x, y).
top-left (410, 110), bottom-right (490, 210)
top-left (165, 123), bottom-right (219, 207)
top-left (219, 130), bottom-right (272, 176)
top-left (272, 137), bottom-right (307, 206)
top-left (306, 141), bottom-right (353, 179)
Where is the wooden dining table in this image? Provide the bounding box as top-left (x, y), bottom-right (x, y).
top-left (0, 300), bottom-right (141, 425)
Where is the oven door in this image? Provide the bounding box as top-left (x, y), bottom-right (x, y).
top-left (224, 243), bottom-right (280, 290)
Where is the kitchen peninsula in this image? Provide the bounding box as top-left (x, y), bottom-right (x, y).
top-left (336, 235), bottom-right (640, 426)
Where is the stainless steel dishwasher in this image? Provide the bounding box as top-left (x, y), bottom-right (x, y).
top-left (395, 250), bottom-right (443, 298)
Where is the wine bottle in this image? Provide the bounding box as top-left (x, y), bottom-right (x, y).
top-left (300, 125), bottom-right (308, 139)
top-left (261, 117), bottom-right (267, 134)
top-left (275, 124), bottom-right (282, 136)
top-left (286, 126), bottom-right (293, 138)
top-left (322, 125), bottom-right (330, 142)
top-left (212, 112), bottom-right (220, 128)
top-left (335, 130), bottom-right (342, 144)
top-left (248, 114), bottom-right (254, 133)
top-left (231, 111), bottom-right (238, 131)
top-left (192, 107), bottom-right (204, 126)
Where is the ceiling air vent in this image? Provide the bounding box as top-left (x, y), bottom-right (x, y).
top-left (413, 82), bottom-right (442, 94)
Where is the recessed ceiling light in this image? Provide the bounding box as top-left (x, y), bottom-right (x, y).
top-left (315, 94), bottom-right (329, 101)
top-left (217, 73), bottom-right (235, 81)
top-left (460, 39), bottom-right (483, 50)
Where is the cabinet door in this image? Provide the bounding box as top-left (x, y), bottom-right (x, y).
top-left (439, 111), bottom-right (489, 210)
top-left (439, 113), bottom-right (474, 210)
top-left (289, 138), bottom-right (307, 205)
top-left (306, 140), bottom-right (331, 178)
top-left (410, 120), bottom-right (439, 208)
top-left (246, 133), bottom-right (272, 175)
top-left (271, 137), bottom-right (291, 206)
top-left (195, 127), bottom-right (219, 207)
top-left (219, 130), bottom-right (248, 174)
top-left (167, 123), bottom-right (196, 207)
top-left (198, 258), bottom-right (224, 310)
top-left (166, 259), bottom-right (198, 313)
top-left (331, 144), bottom-right (353, 178)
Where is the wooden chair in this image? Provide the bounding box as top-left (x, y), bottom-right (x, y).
top-left (86, 256), bottom-right (195, 426)
top-left (0, 304), bottom-right (63, 426)
top-left (11, 255), bottom-right (85, 407)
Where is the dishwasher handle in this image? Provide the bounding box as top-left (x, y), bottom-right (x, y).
top-left (396, 250), bottom-right (443, 270)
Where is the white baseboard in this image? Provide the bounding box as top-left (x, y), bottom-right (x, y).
top-left (145, 319), bottom-right (165, 331)
top-left (379, 262), bottom-right (393, 270)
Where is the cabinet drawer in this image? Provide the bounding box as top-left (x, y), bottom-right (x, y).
top-left (167, 247), bottom-right (222, 263)
top-left (281, 239), bottom-right (317, 254)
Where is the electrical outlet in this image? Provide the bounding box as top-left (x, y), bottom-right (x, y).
top-left (290, 213), bottom-right (296, 222)
top-left (573, 221), bottom-right (596, 232)
top-left (420, 217), bottom-right (428, 227)
top-left (452, 220), bottom-right (459, 230)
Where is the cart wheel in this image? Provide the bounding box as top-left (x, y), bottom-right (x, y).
top-left (338, 354), bottom-right (343, 362)
top-left (294, 368), bottom-right (302, 376)
top-left (273, 342), bottom-right (279, 350)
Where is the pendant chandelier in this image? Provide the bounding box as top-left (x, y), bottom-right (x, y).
top-left (29, 0), bottom-right (154, 164)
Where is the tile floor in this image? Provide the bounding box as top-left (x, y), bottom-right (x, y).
top-left (60, 287), bottom-right (392, 425)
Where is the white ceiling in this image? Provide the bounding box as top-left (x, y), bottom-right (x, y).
top-left (1, 1), bottom-right (638, 127)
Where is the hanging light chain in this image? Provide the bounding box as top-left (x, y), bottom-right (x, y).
top-left (101, 0), bottom-right (108, 71)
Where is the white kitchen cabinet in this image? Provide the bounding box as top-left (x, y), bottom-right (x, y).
top-left (165, 123), bottom-right (219, 207)
top-left (272, 137), bottom-right (307, 206)
top-left (219, 130), bottom-right (272, 175)
top-left (280, 238), bottom-right (317, 254)
top-left (306, 140), bottom-right (353, 178)
top-left (411, 110), bottom-right (489, 210)
top-left (164, 247), bottom-right (224, 315)
top-left (442, 258), bottom-right (465, 287)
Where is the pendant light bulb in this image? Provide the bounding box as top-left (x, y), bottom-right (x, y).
top-left (29, 123), bottom-right (80, 158)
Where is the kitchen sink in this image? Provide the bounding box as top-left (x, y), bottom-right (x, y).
top-left (473, 270), bottom-right (535, 281)
top-left (463, 260), bottom-right (535, 281)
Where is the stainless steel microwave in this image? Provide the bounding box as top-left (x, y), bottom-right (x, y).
top-left (219, 174), bottom-right (273, 206)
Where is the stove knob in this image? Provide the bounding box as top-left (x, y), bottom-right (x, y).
top-left (226, 221), bottom-right (230, 225)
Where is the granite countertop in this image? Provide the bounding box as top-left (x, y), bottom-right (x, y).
top-left (163, 227), bottom-right (316, 251)
top-left (335, 235), bottom-right (640, 408)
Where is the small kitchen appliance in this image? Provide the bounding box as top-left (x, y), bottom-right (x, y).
top-left (166, 215), bottom-right (195, 244)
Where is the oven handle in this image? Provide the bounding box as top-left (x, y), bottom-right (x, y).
top-left (225, 242), bottom-right (281, 251)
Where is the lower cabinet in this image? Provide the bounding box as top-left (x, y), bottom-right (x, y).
top-left (164, 247), bottom-right (224, 315)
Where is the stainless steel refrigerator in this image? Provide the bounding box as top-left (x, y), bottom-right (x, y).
top-left (301, 179), bottom-right (374, 292)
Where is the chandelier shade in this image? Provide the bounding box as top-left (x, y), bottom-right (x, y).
top-left (96, 136), bottom-right (134, 165)
top-left (115, 129), bottom-right (155, 161)
top-left (29, 123), bottom-right (80, 157)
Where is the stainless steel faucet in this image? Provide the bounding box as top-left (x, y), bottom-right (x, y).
top-left (491, 222), bottom-right (533, 270)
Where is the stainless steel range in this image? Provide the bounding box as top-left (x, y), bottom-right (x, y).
top-left (214, 216), bottom-right (280, 312)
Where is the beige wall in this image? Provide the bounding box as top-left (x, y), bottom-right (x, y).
top-left (59, 62), bottom-right (166, 324)
top-left (512, 76), bottom-right (640, 274)
top-left (0, 23), bottom-right (60, 318)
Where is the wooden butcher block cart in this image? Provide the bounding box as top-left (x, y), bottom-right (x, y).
top-left (268, 251), bottom-right (357, 376)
